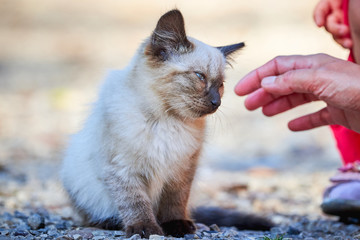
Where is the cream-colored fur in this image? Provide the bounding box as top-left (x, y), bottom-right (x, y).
top-left (61, 9), bottom-right (244, 238)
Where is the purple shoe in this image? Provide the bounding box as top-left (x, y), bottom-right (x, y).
top-left (321, 162), bottom-right (360, 222)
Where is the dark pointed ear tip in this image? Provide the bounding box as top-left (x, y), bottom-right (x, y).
top-left (231, 42), bottom-right (245, 49)
top-left (148, 8), bottom-right (192, 61)
top-left (216, 41), bottom-right (245, 58)
top-left (155, 9), bottom-right (185, 33)
top-left (159, 9), bottom-right (183, 20)
top-left (167, 9), bottom-right (182, 15)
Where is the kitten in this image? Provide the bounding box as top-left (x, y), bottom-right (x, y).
top-left (61, 9), bottom-right (260, 238)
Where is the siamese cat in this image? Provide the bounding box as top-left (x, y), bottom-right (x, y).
top-left (61, 9), bottom-right (272, 238)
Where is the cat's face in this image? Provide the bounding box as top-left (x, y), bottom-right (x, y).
top-left (147, 39), bottom-right (226, 119)
top-left (144, 10), bottom-right (244, 119)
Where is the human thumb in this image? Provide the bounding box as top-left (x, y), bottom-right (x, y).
top-left (260, 69), bottom-right (316, 96)
top-left (260, 75), bottom-right (294, 95)
top-left (261, 76), bottom-right (276, 86)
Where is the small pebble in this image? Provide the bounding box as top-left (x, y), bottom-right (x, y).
top-left (129, 234), bottom-right (141, 240)
top-left (27, 213), bottom-right (45, 230)
top-left (202, 231), bottom-right (211, 237)
top-left (92, 236), bottom-right (106, 240)
top-left (270, 226), bottom-right (285, 234)
top-left (92, 230), bottom-right (107, 237)
top-left (193, 233), bottom-right (201, 239)
top-left (149, 234), bottom-right (165, 240)
top-left (201, 237), bottom-right (211, 240)
top-left (184, 234), bottom-right (195, 240)
top-left (55, 222), bottom-right (68, 230)
top-left (209, 224), bottom-right (220, 232)
top-left (0, 230), bottom-right (9, 236)
top-left (48, 229), bottom-right (59, 237)
top-left (346, 224), bottom-right (360, 234)
top-left (287, 226), bottom-right (301, 235)
top-left (2, 212), bottom-right (13, 221)
top-left (334, 230), bottom-right (346, 236)
top-left (221, 229), bottom-right (238, 238)
top-left (14, 211), bottom-right (27, 220)
top-left (13, 229), bottom-right (29, 237)
top-left (195, 223), bottom-right (210, 232)
top-left (73, 234), bottom-right (82, 240)
top-left (55, 236), bottom-right (73, 240)
top-left (332, 237), bottom-right (344, 240)
top-left (68, 229), bottom-right (94, 239)
top-left (113, 230), bottom-right (125, 237)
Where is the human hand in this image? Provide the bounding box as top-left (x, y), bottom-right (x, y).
top-left (313, 0), bottom-right (353, 49)
top-left (234, 54), bottom-right (360, 133)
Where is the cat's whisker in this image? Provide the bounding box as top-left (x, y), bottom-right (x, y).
top-left (216, 110), bottom-right (227, 130)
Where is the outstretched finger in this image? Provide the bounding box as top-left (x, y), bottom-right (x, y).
top-left (260, 68), bottom-right (327, 96)
top-left (235, 59), bottom-right (279, 96)
top-left (262, 93), bottom-right (318, 116)
top-left (235, 55), bottom-right (322, 96)
top-left (244, 88), bottom-right (277, 111)
top-left (287, 107), bottom-right (333, 131)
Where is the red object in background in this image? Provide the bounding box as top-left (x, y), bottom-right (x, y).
top-left (330, 0), bottom-right (360, 165)
top-left (331, 125), bottom-right (360, 165)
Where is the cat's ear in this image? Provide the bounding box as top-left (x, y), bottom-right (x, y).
top-left (149, 9), bottom-right (193, 61)
top-left (217, 42), bottom-right (245, 59)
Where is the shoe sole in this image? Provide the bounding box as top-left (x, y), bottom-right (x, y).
top-left (321, 198), bottom-right (360, 219)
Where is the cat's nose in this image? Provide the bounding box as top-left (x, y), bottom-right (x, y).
top-left (209, 87), bottom-right (221, 111)
top-left (211, 99), bottom-right (221, 109)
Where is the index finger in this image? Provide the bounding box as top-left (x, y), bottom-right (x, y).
top-left (234, 54), bottom-right (328, 96)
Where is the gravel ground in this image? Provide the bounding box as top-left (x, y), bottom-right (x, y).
top-left (1, 1), bottom-right (359, 239)
top-left (1, 162), bottom-right (360, 240)
top-left (1, 209), bottom-right (360, 240)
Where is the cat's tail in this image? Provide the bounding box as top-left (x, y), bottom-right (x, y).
top-left (191, 206), bottom-right (274, 231)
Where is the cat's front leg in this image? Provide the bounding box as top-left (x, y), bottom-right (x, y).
top-left (104, 170), bottom-right (163, 238)
top-left (157, 179), bottom-right (196, 237)
top-left (157, 152), bottom-right (199, 237)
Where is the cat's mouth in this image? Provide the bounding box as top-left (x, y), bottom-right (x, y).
top-left (190, 101), bottom-right (221, 118)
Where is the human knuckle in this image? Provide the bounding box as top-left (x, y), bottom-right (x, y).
top-left (309, 69), bottom-right (322, 92)
top-left (281, 71), bottom-right (294, 84)
top-left (273, 55), bottom-right (286, 63)
top-left (314, 53), bottom-right (328, 60)
top-left (319, 109), bottom-right (330, 124)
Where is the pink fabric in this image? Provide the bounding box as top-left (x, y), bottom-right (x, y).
top-left (330, 0), bottom-right (360, 165)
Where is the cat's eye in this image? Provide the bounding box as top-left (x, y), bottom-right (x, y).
top-left (195, 72), bottom-right (206, 82)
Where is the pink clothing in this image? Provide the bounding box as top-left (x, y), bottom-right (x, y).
top-left (330, 0), bottom-right (360, 165)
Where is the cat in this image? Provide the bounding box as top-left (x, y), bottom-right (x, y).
top-left (61, 9), bottom-right (271, 238)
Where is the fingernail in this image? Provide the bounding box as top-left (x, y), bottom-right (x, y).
top-left (261, 76), bottom-right (276, 86)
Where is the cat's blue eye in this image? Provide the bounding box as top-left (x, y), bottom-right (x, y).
top-left (195, 72), bottom-right (206, 82)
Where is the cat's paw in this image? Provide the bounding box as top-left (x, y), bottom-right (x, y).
top-left (126, 222), bottom-right (164, 238)
top-left (161, 219), bottom-right (196, 237)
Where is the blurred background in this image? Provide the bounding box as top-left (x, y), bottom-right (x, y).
top-left (0, 0), bottom-right (350, 220)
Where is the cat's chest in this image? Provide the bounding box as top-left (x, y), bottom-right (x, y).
top-left (107, 108), bottom-right (205, 175)
top-left (145, 118), bottom-right (204, 162)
